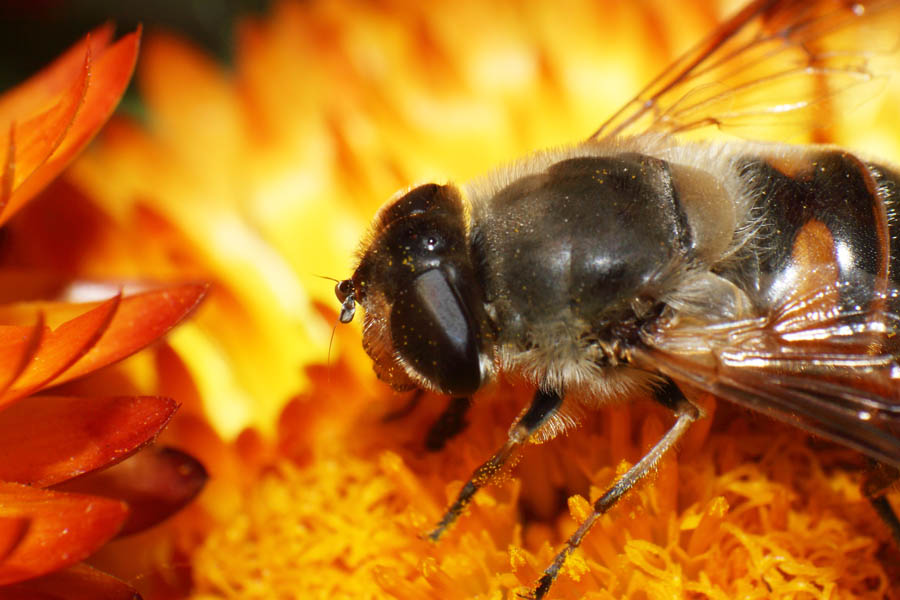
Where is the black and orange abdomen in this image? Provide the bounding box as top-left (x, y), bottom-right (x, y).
top-left (722, 151), bottom-right (895, 321)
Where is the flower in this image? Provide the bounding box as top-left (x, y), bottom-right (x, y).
top-left (26, 0), bottom-right (900, 598)
top-left (0, 26), bottom-right (208, 597)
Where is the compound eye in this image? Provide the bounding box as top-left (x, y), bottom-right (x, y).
top-left (390, 268), bottom-right (482, 396)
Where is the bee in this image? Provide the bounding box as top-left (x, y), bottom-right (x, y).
top-left (335, 0), bottom-right (900, 597)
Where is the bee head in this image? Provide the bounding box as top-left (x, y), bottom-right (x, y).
top-left (341, 183), bottom-right (492, 396)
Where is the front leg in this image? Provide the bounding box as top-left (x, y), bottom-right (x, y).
top-left (425, 396), bottom-right (473, 452)
top-left (427, 388), bottom-right (563, 541)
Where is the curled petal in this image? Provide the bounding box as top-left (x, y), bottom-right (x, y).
top-left (0, 395), bottom-right (178, 487)
top-left (0, 483), bottom-right (127, 585)
top-left (50, 283), bottom-right (208, 387)
top-left (0, 27), bottom-right (140, 225)
top-left (0, 284), bottom-right (207, 406)
top-left (0, 297), bottom-right (118, 406)
top-left (54, 446), bottom-right (207, 537)
top-left (0, 563), bottom-right (140, 600)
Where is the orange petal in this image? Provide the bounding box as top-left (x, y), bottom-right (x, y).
top-left (0, 483), bottom-right (127, 585)
top-left (139, 33), bottom-right (242, 171)
top-left (0, 270), bottom-right (67, 305)
top-left (0, 284), bottom-right (207, 404)
top-left (0, 314), bottom-right (44, 400)
top-left (0, 395), bottom-right (178, 487)
top-left (0, 518), bottom-right (29, 563)
top-left (0, 180), bottom-right (123, 277)
top-left (0, 297), bottom-right (119, 406)
top-left (0, 54), bottom-right (89, 217)
top-left (54, 446), bottom-right (206, 537)
top-left (49, 283), bottom-right (208, 387)
top-left (0, 25), bottom-right (114, 120)
top-left (1, 124), bottom-right (11, 202)
top-left (0, 563), bottom-right (140, 600)
top-left (0, 28), bottom-right (141, 226)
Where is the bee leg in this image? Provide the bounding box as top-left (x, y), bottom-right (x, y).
top-left (425, 396), bottom-right (472, 452)
top-left (869, 496), bottom-right (900, 547)
top-left (381, 389), bottom-right (424, 422)
top-left (426, 388), bottom-right (563, 541)
top-left (862, 461), bottom-right (900, 547)
top-left (531, 379), bottom-right (698, 600)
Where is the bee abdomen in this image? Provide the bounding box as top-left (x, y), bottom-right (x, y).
top-left (721, 150), bottom-right (890, 315)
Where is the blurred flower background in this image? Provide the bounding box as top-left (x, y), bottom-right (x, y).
top-left (1, 0), bottom-right (900, 599)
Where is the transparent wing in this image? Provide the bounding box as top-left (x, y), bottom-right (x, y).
top-left (591, 0), bottom-right (900, 141)
top-left (633, 285), bottom-right (900, 468)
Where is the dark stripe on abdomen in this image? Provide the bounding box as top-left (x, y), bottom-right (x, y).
top-left (721, 151), bottom-right (887, 314)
